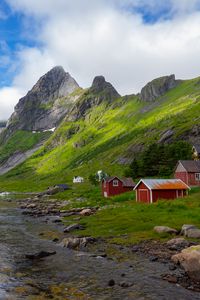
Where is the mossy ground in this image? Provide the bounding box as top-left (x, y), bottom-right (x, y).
top-left (59, 186), bottom-right (200, 245)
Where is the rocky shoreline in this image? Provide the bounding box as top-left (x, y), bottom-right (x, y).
top-left (15, 194), bottom-right (200, 293)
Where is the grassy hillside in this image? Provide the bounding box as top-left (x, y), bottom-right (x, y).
top-left (0, 130), bottom-right (51, 164)
top-left (0, 77), bottom-right (200, 192)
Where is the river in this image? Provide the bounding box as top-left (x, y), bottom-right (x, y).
top-left (0, 193), bottom-right (200, 300)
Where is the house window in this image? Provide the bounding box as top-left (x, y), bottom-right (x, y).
top-left (113, 180), bottom-right (119, 187)
top-left (195, 173), bottom-right (200, 181)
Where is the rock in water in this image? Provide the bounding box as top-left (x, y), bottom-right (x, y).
top-left (6, 66), bottom-right (80, 133)
top-left (139, 74), bottom-right (180, 101)
top-left (63, 223), bottom-right (84, 233)
top-left (60, 237), bottom-right (95, 249)
top-left (25, 250), bottom-right (56, 259)
top-left (166, 238), bottom-right (191, 251)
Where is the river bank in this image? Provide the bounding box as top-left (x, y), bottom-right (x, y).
top-left (1, 192), bottom-right (196, 298)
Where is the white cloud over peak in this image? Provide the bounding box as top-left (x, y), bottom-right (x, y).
top-left (2, 0), bottom-right (200, 120)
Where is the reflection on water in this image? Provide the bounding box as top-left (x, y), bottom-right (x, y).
top-left (0, 194), bottom-right (200, 299)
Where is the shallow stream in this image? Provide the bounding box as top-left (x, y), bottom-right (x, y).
top-left (0, 193), bottom-right (200, 299)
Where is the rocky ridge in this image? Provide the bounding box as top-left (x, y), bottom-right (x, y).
top-left (66, 75), bottom-right (121, 121)
top-left (6, 66), bottom-right (80, 134)
top-left (139, 74), bottom-right (180, 101)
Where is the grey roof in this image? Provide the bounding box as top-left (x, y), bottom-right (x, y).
top-left (134, 179), bottom-right (189, 190)
top-left (105, 176), bottom-right (135, 187)
top-left (121, 177), bottom-right (136, 187)
top-left (179, 160), bottom-right (200, 172)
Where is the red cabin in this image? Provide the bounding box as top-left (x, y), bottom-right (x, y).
top-left (102, 176), bottom-right (135, 198)
top-left (175, 160), bottom-right (200, 187)
top-left (134, 179), bottom-right (190, 204)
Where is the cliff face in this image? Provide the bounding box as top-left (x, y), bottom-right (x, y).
top-left (139, 74), bottom-right (180, 101)
top-left (66, 75), bottom-right (120, 121)
top-left (7, 66), bottom-right (80, 133)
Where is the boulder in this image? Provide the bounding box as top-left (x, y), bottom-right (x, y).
top-left (154, 226), bottom-right (178, 234)
top-left (79, 208), bottom-right (93, 216)
top-left (25, 251), bottom-right (56, 259)
top-left (181, 224), bottom-right (198, 236)
top-left (186, 229), bottom-right (200, 239)
top-left (63, 223), bottom-right (84, 233)
top-left (166, 238), bottom-right (191, 251)
top-left (172, 245), bottom-right (200, 281)
top-left (60, 237), bottom-right (95, 249)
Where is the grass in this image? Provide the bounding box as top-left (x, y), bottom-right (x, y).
top-left (1, 77), bottom-right (200, 193)
top-left (0, 130), bottom-right (51, 164)
top-left (63, 187), bottom-right (200, 245)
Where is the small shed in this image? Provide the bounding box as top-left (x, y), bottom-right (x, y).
top-left (102, 176), bottom-right (135, 198)
top-left (174, 160), bottom-right (200, 186)
top-left (73, 176), bottom-right (84, 183)
top-left (134, 179), bottom-right (189, 204)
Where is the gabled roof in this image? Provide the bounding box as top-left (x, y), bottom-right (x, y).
top-left (104, 176), bottom-right (135, 187)
top-left (134, 179), bottom-right (190, 190)
top-left (121, 177), bottom-right (136, 187)
top-left (178, 160), bottom-right (200, 172)
top-left (193, 144), bottom-right (200, 154)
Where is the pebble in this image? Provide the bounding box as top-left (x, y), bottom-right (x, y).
top-left (108, 279), bottom-right (115, 287)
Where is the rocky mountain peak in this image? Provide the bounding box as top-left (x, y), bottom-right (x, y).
top-left (25, 65), bottom-right (79, 103)
top-left (139, 74), bottom-right (180, 102)
top-left (65, 76), bottom-right (121, 122)
top-left (7, 66), bottom-right (80, 133)
top-left (91, 75), bottom-right (120, 100)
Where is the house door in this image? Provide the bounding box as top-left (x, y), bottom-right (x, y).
top-left (139, 189), bottom-right (149, 203)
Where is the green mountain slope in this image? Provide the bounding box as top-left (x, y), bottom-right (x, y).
top-left (0, 76), bottom-right (200, 192)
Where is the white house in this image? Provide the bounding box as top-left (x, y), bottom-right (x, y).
top-left (73, 176), bottom-right (84, 183)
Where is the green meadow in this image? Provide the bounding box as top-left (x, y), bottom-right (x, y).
top-left (59, 186), bottom-right (200, 245)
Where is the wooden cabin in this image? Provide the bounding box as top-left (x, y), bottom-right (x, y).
top-left (102, 176), bottom-right (135, 198)
top-left (174, 160), bottom-right (200, 186)
top-left (134, 179), bottom-right (189, 204)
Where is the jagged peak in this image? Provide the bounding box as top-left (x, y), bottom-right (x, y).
top-left (139, 74), bottom-right (181, 102)
top-left (90, 75), bottom-right (120, 98)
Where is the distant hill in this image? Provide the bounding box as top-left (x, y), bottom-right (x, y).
top-left (0, 67), bottom-right (199, 191)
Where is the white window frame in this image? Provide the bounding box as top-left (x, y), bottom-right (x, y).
top-left (113, 180), bottom-right (119, 187)
top-left (195, 173), bottom-right (200, 181)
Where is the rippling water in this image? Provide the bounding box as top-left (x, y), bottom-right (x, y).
top-left (1, 194), bottom-right (200, 299)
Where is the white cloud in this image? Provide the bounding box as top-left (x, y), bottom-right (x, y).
top-left (2, 0), bottom-right (200, 119)
top-left (0, 87), bottom-right (24, 120)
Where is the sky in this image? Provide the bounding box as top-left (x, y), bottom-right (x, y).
top-left (1, 0), bottom-right (200, 120)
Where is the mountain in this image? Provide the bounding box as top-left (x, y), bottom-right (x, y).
top-left (0, 68), bottom-right (200, 191)
top-left (0, 66), bottom-right (80, 173)
top-left (6, 66), bottom-right (80, 135)
top-left (139, 74), bottom-right (180, 101)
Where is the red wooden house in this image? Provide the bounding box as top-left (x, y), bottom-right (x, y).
top-left (134, 179), bottom-right (189, 204)
top-left (174, 160), bottom-right (200, 186)
top-left (102, 176), bottom-right (135, 198)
